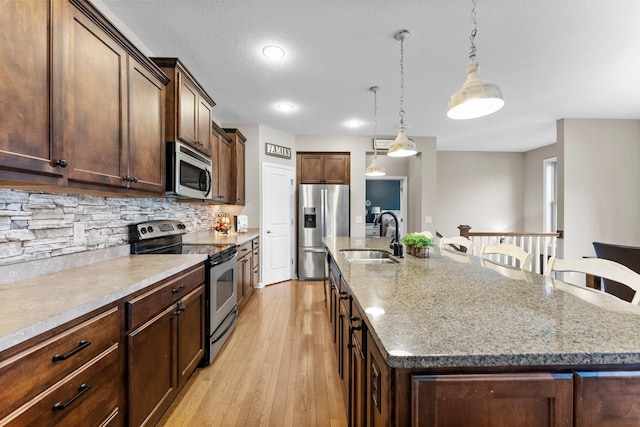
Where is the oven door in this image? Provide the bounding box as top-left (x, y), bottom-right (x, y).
top-left (209, 253), bottom-right (238, 333)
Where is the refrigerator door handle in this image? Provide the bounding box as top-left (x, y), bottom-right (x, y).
top-left (301, 247), bottom-right (326, 253)
top-left (321, 188), bottom-right (326, 237)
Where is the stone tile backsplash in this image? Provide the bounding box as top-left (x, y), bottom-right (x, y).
top-left (0, 189), bottom-right (219, 266)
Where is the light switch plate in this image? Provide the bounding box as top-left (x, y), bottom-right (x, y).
top-left (425, 216), bottom-right (433, 224)
top-left (355, 216), bottom-right (363, 223)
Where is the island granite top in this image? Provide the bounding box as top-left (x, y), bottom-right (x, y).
top-left (324, 236), bottom-right (640, 369)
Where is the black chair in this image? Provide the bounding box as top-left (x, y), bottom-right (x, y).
top-left (593, 241), bottom-right (640, 302)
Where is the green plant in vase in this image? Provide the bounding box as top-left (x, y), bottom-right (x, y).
top-left (401, 233), bottom-right (435, 257)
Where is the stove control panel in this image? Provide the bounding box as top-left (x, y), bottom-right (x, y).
top-left (131, 220), bottom-right (187, 241)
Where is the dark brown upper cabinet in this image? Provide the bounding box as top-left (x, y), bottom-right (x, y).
top-left (297, 153), bottom-right (350, 185)
top-left (152, 58), bottom-right (215, 157)
top-left (224, 128), bottom-right (246, 206)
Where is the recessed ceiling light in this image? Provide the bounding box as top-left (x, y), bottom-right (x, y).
top-left (345, 119), bottom-right (363, 128)
top-left (276, 103), bottom-right (295, 112)
top-left (262, 45), bottom-right (285, 59)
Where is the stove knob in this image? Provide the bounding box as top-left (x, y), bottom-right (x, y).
top-left (147, 226), bottom-right (154, 233)
top-left (140, 228), bottom-right (147, 234)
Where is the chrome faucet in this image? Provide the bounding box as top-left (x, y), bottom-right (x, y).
top-left (374, 211), bottom-right (403, 258)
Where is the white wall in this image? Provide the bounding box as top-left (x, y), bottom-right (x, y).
top-left (559, 119), bottom-right (640, 261)
top-left (436, 152), bottom-right (525, 238)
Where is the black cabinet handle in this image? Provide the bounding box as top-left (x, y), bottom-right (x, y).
top-left (55, 159), bottom-right (68, 168)
top-left (350, 316), bottom-right (360, 322)
top-left (132, 177), bottom-right (138, 183)
top-left (352, 325), bottom-right (362, 331)
top-left (172, 284), bottom-right (186, 294)
top-left (123, 176), bottom-right (131, 182)
top-left (52, 383), bottom-right (91, 411)
top-left (52, 340), bottom-right (91, 362)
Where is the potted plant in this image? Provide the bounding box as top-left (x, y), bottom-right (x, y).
top-left (401, 232), bottom-right (435, 258)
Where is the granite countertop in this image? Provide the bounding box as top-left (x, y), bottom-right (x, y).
top-left (324, 236), bottom-right (640, 369)
top-left (182, 228), bottom-right (260, 245)
top-left (0, 254), bottom-right (207, 353)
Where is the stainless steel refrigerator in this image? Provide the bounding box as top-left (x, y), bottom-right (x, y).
top-left (298, 184), bottom-right (349, 279)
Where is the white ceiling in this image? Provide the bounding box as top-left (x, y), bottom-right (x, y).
top-left (101, 0), bottom-right (640, 152)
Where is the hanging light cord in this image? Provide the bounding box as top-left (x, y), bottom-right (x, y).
top-left (399, 35), bottom-right (405, 126)
top-left (373, 88), bottom-right (378, 156)
top-left (469, 0), bottom-right (478, 62)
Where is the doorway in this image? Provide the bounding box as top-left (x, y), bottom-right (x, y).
top-left (365, 176), bottom-right (407, 237)
top-left (261, 162), bottom-right (295, 286)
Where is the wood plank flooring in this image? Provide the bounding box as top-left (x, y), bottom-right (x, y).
top-left (157, 280), bottom-right (348, 427)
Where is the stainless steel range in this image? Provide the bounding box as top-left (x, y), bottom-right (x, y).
top-left (130, 220), bottom-right (238, 366)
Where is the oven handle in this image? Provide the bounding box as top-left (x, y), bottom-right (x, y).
top-left (211, 308), bottom-right (238, 344)
top-left (212, 251), bottom-right (238, 267)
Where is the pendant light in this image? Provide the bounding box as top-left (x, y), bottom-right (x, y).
top-left (447, 0), bottom-right (504, 120)
top-left (387, 30), bottom-right (417, 158)
top-left (365, 86), bottom-right (386, 177)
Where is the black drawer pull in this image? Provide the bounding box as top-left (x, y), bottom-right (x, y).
top-left (52, 383), bottom-right (91, 411)
top-left (352, 325), bottom-right (362, 331)
top-left (350, 316), bottom-right (360, 322)
top-left (171, 284), bottom-right (186, 294)
top-left (52, 340), bottom-right (91, 362)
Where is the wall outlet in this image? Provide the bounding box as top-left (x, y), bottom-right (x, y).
top-left (355, 215), bottom-right (363, 223)
top-left (425, 216), bottom-right (433, 224)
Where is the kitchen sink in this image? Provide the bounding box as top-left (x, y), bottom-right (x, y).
top-left (339, 249), bottom-right (399, 264)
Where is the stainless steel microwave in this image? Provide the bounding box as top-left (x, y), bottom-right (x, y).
top-left (166, 141), bottom-right (213, 199)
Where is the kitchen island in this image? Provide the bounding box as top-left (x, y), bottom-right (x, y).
top-left (324, 236), bottom-right (640, 426)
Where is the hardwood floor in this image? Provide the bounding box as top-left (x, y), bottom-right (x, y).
top-left (157, 280), bottom-right (348, 427)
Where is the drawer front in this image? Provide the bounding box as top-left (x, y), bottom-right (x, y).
top-left (252, 237), bottom-right (259, 250)
top-left (252, 248), bottom-right (259, 268)
top-left (126, 264), bottom-right (205, 330)
top-left (2, 345), bottom-right (120, 427)
top-left (0, 308), bottom-right (119, 419)
top-left (238, 241), bottom-right (252, 259)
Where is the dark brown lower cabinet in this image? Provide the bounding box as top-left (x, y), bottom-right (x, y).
top-left (574, 371), bottom-right (640, 427)
top-left (350, 318), bottom-right (366, 427)
top-left (412, 372), bottom-right (573, 426)
top-left (127, 285), bottom-right (204, 427)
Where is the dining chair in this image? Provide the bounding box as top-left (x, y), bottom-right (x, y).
top-left (439, 236), bottom-right (474, 254)
top-left (545, 257), bottom-right (640, 305)
top-left (593, 241), bottom-right (640, 302)
top-left (479, 244), bottom-right (533, 270)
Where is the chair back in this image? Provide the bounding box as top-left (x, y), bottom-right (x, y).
top-left (593, 241), bottom-right (640, 302)
top-left (440, 236), bottom-right (474, 253)
top-left (545, 257), bottom-right (640, 305)
top-left (479, 244), bottom-right (533, 270)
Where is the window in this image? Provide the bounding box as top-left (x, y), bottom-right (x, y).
top-left (543, 157), bottom-right (557, 233)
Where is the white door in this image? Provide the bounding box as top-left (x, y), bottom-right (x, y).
top-left (262, 162), bottom-right (294, 285)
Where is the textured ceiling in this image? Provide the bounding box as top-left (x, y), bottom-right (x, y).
top-left (101, 0), bottom-right (640, 152)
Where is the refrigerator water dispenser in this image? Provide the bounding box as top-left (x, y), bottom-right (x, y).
top-left (303, 207), bottom-right (316, 228)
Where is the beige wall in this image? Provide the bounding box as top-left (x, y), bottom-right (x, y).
top-left (558, 119), bottom-right (640, 261)
top-left (436, 152), bottom-right (525, 238)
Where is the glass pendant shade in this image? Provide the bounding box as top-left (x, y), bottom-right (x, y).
top-left (387, 125), bottom-right (417, 157)
top-left (447, 61), bottom-right (504, 120)
top-left (365, 155), bottom-right (386, 176)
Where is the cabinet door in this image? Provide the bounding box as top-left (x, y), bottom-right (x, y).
top-left (210, 126), bottom-right (220, 200)
top-left (0, 1), bottom-right (64, 179)
top-left (62, 3), bottom-right (128, 188)
top-left (574, 371), bottom-right (640, 427)
top-left (218, 136), bottom-right (232, 203)
top-left (350, 333), bottom-right (366, 427)
top-left (340, 299), bottom-right (350, 396)
top-left (299, 154), bottom-right (324, 183)
top-left (177, 286), bottom-right (205, 385)
top-left (323, 154), bottom-right (349, 184)
top-left (233, 136), bottom-right (246, 205)
top-left (367, 332), bottom-right (390, 427)
top-left (411, 372), bottom-right (573, 426)
top-left (177, 74), bottom-right (198, 148)
top-left (128, 304), bottom-right (178, 427)
top-left (197, 100), bottom-right (212, 156)
top-left (128, 59), bottom-right (165, 193)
